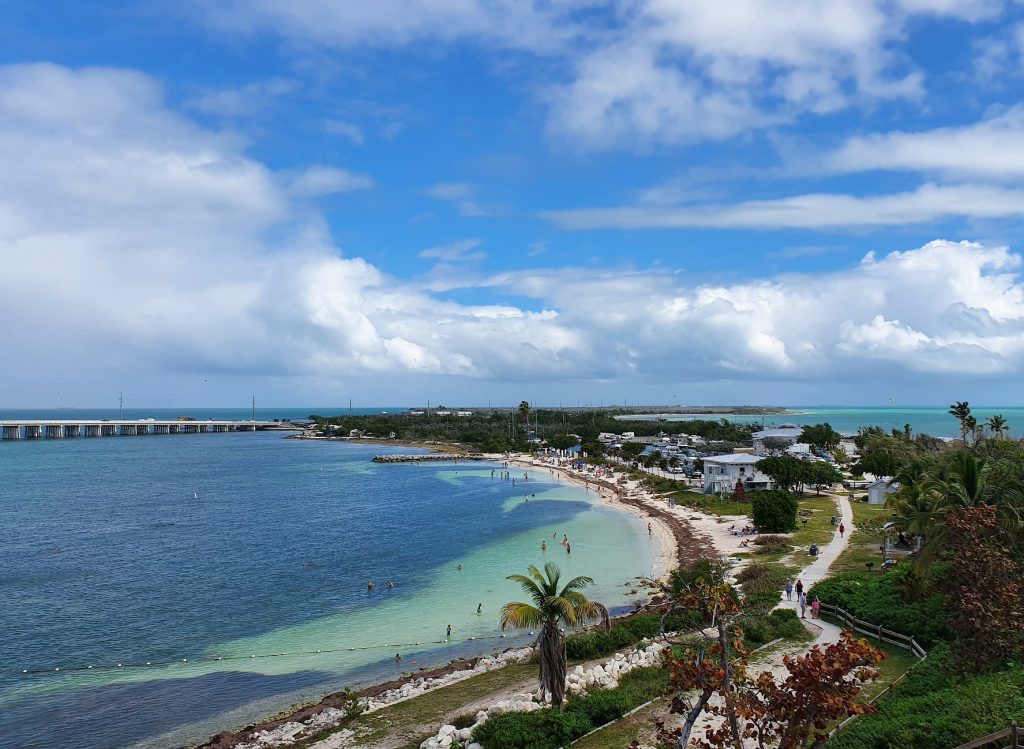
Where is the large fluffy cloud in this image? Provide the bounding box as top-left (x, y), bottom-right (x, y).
top-left (5, 63), bottom-right (1024, 405)
top-left (192, 0), bottom-right (996, 151)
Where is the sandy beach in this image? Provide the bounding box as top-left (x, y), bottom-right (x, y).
top-left (506, 454), bottom-right (722, 579)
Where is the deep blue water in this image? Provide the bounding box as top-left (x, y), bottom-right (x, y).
top-left (0, 432), bottom-right (654, 749)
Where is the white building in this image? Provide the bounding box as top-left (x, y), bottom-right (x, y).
top-left (703, 454), bottom-right (775, 494)
top-left (752, 426), bottom-right (804, 456)
top-left (867, 478), bottom-right (900, 505)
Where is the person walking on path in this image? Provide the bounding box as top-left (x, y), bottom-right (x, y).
top-left (785, 579), bottom-right (793, 601)
top-left (839, 521), bottom-right (846, 539)
top-left (811, 596), bottom-right (821, 619)
top-left (799, 591), bottom-right (807, 619)
top-left (795, 578), bottom-right (804, 600)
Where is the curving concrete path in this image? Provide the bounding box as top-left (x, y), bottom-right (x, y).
top-left (777, 492), bottom-right (854, 644)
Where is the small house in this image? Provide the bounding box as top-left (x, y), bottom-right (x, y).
top-left (867, 478), bottom-right (899, 505)
top-left (703, 454), bottom-right (775, 494)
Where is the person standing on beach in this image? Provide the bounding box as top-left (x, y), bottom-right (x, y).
top-left (839, 521), bottom-right (846, 539)
top-left (785, 579), bottom-right (793, 601)
top-left (799, 591), bottom-right (807, 618)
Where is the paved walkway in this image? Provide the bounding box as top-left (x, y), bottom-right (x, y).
top-left (777, 492), bottom-right (853, 644)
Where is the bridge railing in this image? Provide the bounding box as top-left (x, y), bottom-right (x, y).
top-left (952, 724), bottom-right (1023, 749)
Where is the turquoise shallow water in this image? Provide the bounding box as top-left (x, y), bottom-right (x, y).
top-left (0, 434), bottom-right (656, 749)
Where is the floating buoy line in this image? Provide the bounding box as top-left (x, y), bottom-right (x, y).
top-left (17, 632), bottom-right (534, 678)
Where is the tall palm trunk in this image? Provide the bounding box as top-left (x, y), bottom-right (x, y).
top-left (538, 621), bottom-right (567, 707)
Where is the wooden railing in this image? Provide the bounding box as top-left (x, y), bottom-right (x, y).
top-left (819, 602), bottom-right (927, 659)
top-left (953, 724), bottom-right (1023, 749)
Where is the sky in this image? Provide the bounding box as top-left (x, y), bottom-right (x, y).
top-left (4, 1), bottom-right (1024, 408)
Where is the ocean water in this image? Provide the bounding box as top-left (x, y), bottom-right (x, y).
top-left (0, 433), bottom-right (656, 749)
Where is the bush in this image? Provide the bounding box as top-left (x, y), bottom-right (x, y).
top-left (828, 665), bottom-right (1024, 749)
top-left (735, 562), bottom-right (794, 598)
top-left (740, 608), bottom-right (805, 646)
top-left (473, 666), bottom-right (667, 749)
top-left (565, 613), bottom-right (685, 660)
top-left (750, 490), bottom-right (798, 532)
top-left (809, 571), bottom-right (949, 647)
top-left (752, 534), bottom-right (791, 555)
top-left (451, 713), bottom-right (477, 730)
top-left (472, 710), bottom-right (590, 749)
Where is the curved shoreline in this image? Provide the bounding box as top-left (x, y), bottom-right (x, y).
top-left (193, 452), bottom-right (693, 749)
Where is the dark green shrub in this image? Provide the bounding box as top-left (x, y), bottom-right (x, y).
top-left (567, 689), bottom-right (631, 726)
top-left (740, 608), bottom-right (805, 646)
top-left (451, 713), bottom-right (477, 730)
top-left (743, 590), bottom-right (782, 613)
top-left (564, 614), bottom-right (677, 660)
top-left (809, 571), bottom-right (949, 647)
top-left (828, 665), bottom-right (1024, 749)
top-left (472, 710), bottom-right (591, 749)
top-left (750, 490), bottom-right (798, 532)
top-left (473, 667), bottom-right (668, 749)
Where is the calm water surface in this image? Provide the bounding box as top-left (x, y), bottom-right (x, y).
top-left (0, 433), bottom-right (656, 749)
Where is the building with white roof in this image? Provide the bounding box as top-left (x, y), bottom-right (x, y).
top-left (703, 453), bottom-right (775, 494)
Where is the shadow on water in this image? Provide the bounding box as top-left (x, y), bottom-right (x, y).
top-left (0, 670), bottom-right (332, 749)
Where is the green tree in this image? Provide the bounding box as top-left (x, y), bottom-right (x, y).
top-left (548, 433), bottom-right (579, 451)
top-left (751, 489), bottom-right (799, 532)
top-left (755, 456), bottom-right (807, 493)
top-left (761, 436), bottom-right (792, 456)
top-left (806, 461), bottom-right (844, 495)
top-left (799, 423), bottom-right (842, 452)
top-left (621, 442), bottom-right (647, 460)
top-left (986, 414), bottom-right (1008, 439)
top-left (519, 400), bottom-right (531, 428)
top-left (501, 563), bottom-right (609, 708)
top-left (948, 401), bottom-right (971, 445)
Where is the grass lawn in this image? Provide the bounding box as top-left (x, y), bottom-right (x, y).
top-left (317, 662), bottom-right (539, 749)
top-left (746, 493), bottom-right (839, 564)
top-left (859, 643), bottom-right (920, 704)
top-left (828, 501), bottom-right (894, 576)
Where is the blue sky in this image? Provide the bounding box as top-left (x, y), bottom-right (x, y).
top-left (4, 1), bottom-right (1024, 408)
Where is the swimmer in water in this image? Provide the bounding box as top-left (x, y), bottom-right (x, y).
top-left (386, 579), bottom-right (394, 589)
top-left (395, 653), bottom-right (402, 662)
top-left (562, 534), bottom-right (568, 545)
top-left (367, 581), bottom-right (374, 590)
top-left (566, 542), bottom-right (571, 554)
top-left (456, 564), bottom-right (463, 571)
top-left (446, 624), bottom-right (451, 638)
top-left (477, 603), bottom-right (482, 614)
top-left (541, 540), bottom-right (547, 551)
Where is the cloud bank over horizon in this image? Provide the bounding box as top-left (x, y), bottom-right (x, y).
top-left (1, 63), bottom-right (1023, 407)
top-left (4, 3), bottom-right (1024, 406)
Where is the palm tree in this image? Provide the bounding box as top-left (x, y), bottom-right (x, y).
top-left (898, 452), bottom-right (1024, 566)
top-left (948, 401), bottom-right (971, 445)
top-left (519, 400), bottom-right (531, 428)
top-left (501, 562), bottom-right (609, 707)
top-left (986, 414), bottom-right (1008, 439)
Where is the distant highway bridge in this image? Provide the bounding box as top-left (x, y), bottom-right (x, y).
top-left (0, 419), bottom-right (293, 440)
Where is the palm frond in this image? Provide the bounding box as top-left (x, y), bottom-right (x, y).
top-left (500, 602), bottom-right (543, 630)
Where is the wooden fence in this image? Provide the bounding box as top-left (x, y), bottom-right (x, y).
top-left (952, 724), bottom-right (1023, 749)
top-left (819, 602), bottom-right (928, 659)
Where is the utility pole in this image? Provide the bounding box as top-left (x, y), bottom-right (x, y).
top-left (119, 392), bottom-right (124, 420)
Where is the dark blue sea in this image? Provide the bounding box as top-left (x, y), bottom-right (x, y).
top-left (0, 431), bottom-right (655, 749)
